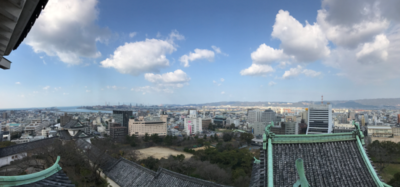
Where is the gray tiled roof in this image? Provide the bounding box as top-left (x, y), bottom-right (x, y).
top-left (75, 139), bottom-right (118, 171)
top-left (104, 158), bottom-right (156, 187)
top-left (18, 170), bottom-right (75, 187)
top-left (63, 120), bottom-right (87, 129)
top-left (255, 141), bottom-right (379, 187)
top-left (148, 168), bottom-right (230, 187)
top-left (0, 137), bottom-right (57, 158)
top-left (103, 158), bottom-right (230, 187)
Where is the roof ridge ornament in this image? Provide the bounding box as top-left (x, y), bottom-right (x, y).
top-left (263, 121), bottom-right (275, 150)
top-left (352, 120), bottom-right (365, 145)
top-left (293, 158), bottom-right (311, 187)
top-left (253, 157), bottom-right (260, 164)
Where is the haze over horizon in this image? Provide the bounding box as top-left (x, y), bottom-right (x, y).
top-left (2, 0), bottom-right (400, 109)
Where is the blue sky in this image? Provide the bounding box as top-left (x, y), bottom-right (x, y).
top-left (2, 0), bottom-right (400, 108)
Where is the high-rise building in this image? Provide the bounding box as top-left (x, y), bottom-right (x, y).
top-left (361, 116), bottom-right (365, 126)
top-left (110, 123), bottom-right (128, 142)
top-left (285, 121), bottom-right (298, 135)
top-left (113, 110), bottom-right (133, 127)
top-left (202, 118), bottom-right (212, 130)
top-left (60, 113), bottom-right (72, 127)
top-left (185, 111), bottom-right (203, 135)
top-left (398, 114), bottom-right (400, 124)
top-left (248, 109), bottom-right (276, 124)
top-left (2, 113), bottom-right (7, 119)
top-left (300, 110), bottom-right (308, 124)
top-left (306, 104), bottom-right (332, 134)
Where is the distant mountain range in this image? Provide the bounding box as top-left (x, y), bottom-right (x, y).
top-left (184, 98), bottom-right (400, 109)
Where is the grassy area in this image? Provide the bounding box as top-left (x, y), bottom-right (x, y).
top-left (379, 164), bottom-right (400, 182)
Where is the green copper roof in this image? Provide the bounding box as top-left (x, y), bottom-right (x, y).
top-left (293, 158), bottom-right (310, 187)
top-left (0, 156), bottom-right (62, 187)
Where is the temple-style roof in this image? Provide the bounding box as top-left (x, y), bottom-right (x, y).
top-left (104, 158), bottom-right (156, 187)
top-left (148, 168), bottom-right (230, 187)
top-left (250, 121), bottom-right (391, 187)
top-left (58, 130), bottom-right (93, 141)
top-left (0, 156), bottom-right (74, 187)
top-left (63, 120), bottom-right (88, 129)
top-left (0, 137), bottom-right (57, 157)
top-left (102, 158), bottom-right (230, 187)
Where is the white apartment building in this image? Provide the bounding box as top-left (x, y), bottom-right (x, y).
top-left (184, 112), bottom-right (202, 135)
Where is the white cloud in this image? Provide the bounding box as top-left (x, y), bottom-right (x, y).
top-left (220, 78), bottom-right (224, 82)
top-left (251, 44), bottom-right (288, 64)
top-left (144, 69), bottom-right (190, 88)
top-left (15, 82), bottom-right (21, 85)
top-left (106, 85), bottom-right (126, 90)
top-left (20, 94), bottom-right (25, 98)
top-left (278, 61), bottom-right (291, 69)
top-left (317, 9), bottom-right (388, 49)
top-left (268, 81), bottom-right (277, 86)
top-left (132, 69), bottom-right (190, 94)
top-left (180, 49), bottom-right (215, 67)
top-left (33, 91), bottom-right (38, 94)
top-left (129, 32), bottom-right (137, 38)
top-left (131, 86), bottom-right (173, 94)
top-left (213, 80), bottom-right (216, 83)
top-left (318, 0), bottom-right (400, 83)
top-left (211, 46), bottom-right (222, 54)
top-left (156, 32), bottom-right (161, 38)
top-left (100, 31), bottom-right (182, 75)
top-left (54, 87), bottom-right (62, 91)
top-left (356, 34), bottom-right (390, 63)
top-left (240, 64), bottom-right (275, 76)
top-left (86, 90), bottom-right (91, 93)
top-left (282, 65), bottom-right (322, 79)
top-left (221, 91), bottom-right (225, 95)
top-left (302, 69), bottom-right (322, 77)
top-left (63, 93), bottom-right (69, 95)
top-left (43, 86), bottom-right (50, 90)
top-left (282, 66), bottom-right (303, 79)
top-left (271, 10), bottom-right (330, 62)
top-left (26, 0), bottom-right (110, 65)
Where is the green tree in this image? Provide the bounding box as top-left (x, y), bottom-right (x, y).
top-left (164, 135), bottom-right (173, 146)
top-left (197, 138), bottom-right (204, 146)
top-left (223, 133), bottom-right (233, 142)
top-left (214, 134), bottom-right (218, 141)
top-left (240, 133), bottom-right (254, 145)
top-left (151, 133), bottom-right (161, 143)
top-left (126, 134), bottom-right (138, 147)
top-left (388, 172), bottom-right (400, 187)
top-left (230, 123), bottom-right (235, 129)
top-left (203, 134), bottom-right (207, 140)
top-left (139, 156), bottom-right (159, 171)
top-left (144, 133), bottom-right (150, 142)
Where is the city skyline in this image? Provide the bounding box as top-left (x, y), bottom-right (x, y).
top-left (2, 0), bottom-right (400, 109)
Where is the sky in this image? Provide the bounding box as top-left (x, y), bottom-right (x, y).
top-left (1, 0), bottom-right (400, 109)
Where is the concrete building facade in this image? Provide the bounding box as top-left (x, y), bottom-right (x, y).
top-left (128, 115), bottom-right (168, 136)
top-left (113, 110), bottom-right (133, 127)
top-left (307, 104), bottom-right (332, 134)
top-left (184, 117), bottom-right (202, 135)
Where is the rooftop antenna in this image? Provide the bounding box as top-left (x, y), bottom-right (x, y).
top-left (321, 95), bottom-right (323, 104)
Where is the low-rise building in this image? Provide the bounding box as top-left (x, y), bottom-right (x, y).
top-left (110, 123), bottom-right (128, 142)
top-left (367, 126), bottom-right (393, 137)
